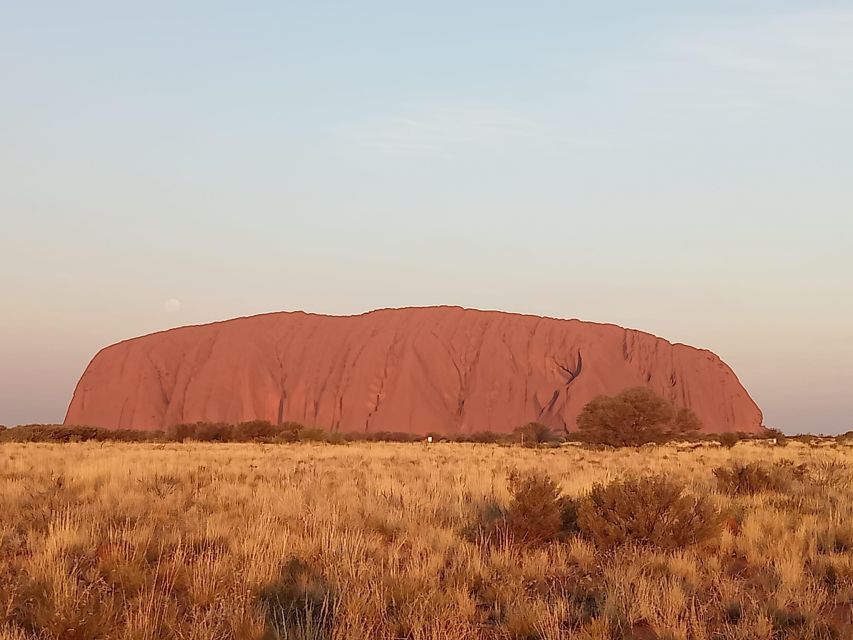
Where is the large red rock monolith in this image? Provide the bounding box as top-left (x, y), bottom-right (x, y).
top-left (65, 307), bottom-right (763, 435)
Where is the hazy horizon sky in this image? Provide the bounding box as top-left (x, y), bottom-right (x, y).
top-left (2, 2), bottom-right (851, 433)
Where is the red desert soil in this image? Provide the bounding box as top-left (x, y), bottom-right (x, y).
top-left (65, 306), bottom-right (763, 435)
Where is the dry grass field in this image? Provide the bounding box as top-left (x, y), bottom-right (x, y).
top-left (1, 440), bottom-right (851, 640)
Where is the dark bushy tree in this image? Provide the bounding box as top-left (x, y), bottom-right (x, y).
top-left (512, 422), bottom-right (559, 446)
top-left (576, 387), bottom-right (700, 446)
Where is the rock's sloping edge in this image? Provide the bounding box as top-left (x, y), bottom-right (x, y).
top-left (65, 306), bottom-right (763, 434)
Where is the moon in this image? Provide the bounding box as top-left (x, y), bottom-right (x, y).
top-left (164, 298), bottom-right (181, 313)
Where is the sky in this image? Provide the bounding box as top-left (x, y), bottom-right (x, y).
top-left (1, 1), bottom-right (851, 433)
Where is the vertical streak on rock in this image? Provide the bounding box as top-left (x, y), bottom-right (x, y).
top-left (277, 396), bottom-right (285, 425)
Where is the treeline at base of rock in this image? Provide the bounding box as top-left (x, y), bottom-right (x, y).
top-left (4, 387), bottom-right (800, 446)
top-left (0, 421), bottom-right (801, 447)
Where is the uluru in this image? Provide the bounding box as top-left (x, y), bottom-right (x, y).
top-left (65, 306), bottom-right (763, 435)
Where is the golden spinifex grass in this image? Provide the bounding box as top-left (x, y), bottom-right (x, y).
top-left (0, 441), bottom-right (851, 639)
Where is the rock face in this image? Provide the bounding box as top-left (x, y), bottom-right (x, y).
top-left (65, 307), bottom-right (763, 434)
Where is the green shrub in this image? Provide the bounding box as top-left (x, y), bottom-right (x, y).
top-left (577, 475), bottom-right (722, 549)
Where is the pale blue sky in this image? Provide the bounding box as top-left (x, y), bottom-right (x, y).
top-left (1, 2), bottom-right (851, 432)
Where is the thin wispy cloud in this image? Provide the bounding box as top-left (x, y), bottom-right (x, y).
top-left (669, 10), bottom-right (853, 82)
top-left (350, 106), bottom-right (539, 156)
top-left (594, 9), bottom-right (853, 122)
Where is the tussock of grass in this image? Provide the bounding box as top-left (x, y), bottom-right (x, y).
top-left (259, 558), bottom-right (337, 640)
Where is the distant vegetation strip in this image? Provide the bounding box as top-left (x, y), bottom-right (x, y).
top-left (2, 387), bottom-right (819, 446)
top-left (0, 421), bottom-right (831, 447)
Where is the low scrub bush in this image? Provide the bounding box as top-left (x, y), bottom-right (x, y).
top-left (299, 427), bottom-right (330, 442)
top-left (504, 470), bottom-right (578, 545)
top-left (713, 432), bottom-right (753, 448)
top-left (577, 475), bottom-right (722, 549)
top-left (471, 471), bottom-right (577, 546)
top-left (167, 420), bottom-right (322, 443)
top-left (343, 431), bottom-right (420, 443)
top-left (712, 461), bottom-right (797, 495)
top-left (456, 431), bottom-right (504, 444)
top-left (233, 420), bottom-right (289, 441)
